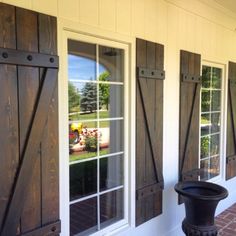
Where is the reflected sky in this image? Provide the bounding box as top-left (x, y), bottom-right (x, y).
top-left (68, 54), bottom-right (106, 81)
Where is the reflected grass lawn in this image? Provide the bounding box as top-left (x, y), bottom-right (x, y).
top-left (69, 110), bottom-right (109, 128)
top-left (69, 110), bottom-right (109, 120)
top-left (70, 149), bottom-right (109, 162)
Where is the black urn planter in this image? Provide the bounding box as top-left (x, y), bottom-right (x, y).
top-left (175, 181), bottom-right (228, 236)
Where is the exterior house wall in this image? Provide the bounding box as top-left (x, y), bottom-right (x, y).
top-left (1, 0), bottom-right (236, 235)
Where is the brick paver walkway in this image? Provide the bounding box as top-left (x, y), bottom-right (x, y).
top-left (215, 203), bottom-right (236, 236)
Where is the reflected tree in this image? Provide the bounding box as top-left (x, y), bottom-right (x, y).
top-left (80, 82), bottom-right (97, 113)
top-left (99, 71), bottom-right (110, 110)
top-left (68, 81), bottom-right (80, 113)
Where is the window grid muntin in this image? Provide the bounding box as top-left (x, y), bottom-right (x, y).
top-left (68, 40), bottom-right (125, 234)
top-left (200, 66), bottom-right (222, 180)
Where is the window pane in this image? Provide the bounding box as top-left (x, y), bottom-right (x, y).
top-left (212, 68), bottom-right (221, 89)
top-left (211, 113), bottom-right (220, 133)
top-left (200, 156), bottom-right (220, 181)
top-left (201, 113), bottom-right (210, 136)
top-left (202, 66), bottom-right (211, 88)
top-left (70, 160), bottom-right (97, 200)
top-left (210, 156), bottom-right (220, 178)
top-left (200, 65), bottom-right (222, 180)
top-left (210, 134), bottom-right (220, 156)
top-left (80, 82), bottom-right (98, 118)
top-left (201, 90), bottom-right (210, 112)
top-left (200, 159), bottom-right (210, 180)
top-left (100, 189), bottom-right (124, 229)
top-left (100, 155), bottom-right (123, 192)
top-left (68, 82), bottom-right (98, 121)
top-left (68, 40), bottom-right (96, 81)
top-left (99, 84), bottom-right (124, 118)
top-left (69, 121), bottom-right (97, 162)
top-left (99, 120), bottom-right (124, 156)
top-left (99, 46), bottom-right (124, 82)
top-left (211, 91), bottom-right (221, 111)
top-left (201, 136), bottom-right (210, 159)
top-left (68, 40), bottom-right (125, 233)
top-left (70, 198), bottom-right (97, 235)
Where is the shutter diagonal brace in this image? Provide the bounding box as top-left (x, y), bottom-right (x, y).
top-left (229, 81), bottom-right (236, 151)
top-left (137, 76), bottom-right (164, 188)
top-left (180, 82), bottom-right (200, 179)
top-left (0, 68), bottom-right (58, 236)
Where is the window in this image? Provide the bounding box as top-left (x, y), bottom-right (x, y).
top-left (68, 39), bottom-right (127, 235)
top-left (200, 64), bottom-right (224, 180)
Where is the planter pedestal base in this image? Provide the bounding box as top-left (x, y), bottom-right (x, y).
top-left (182, 219), bottom-right (217, 236)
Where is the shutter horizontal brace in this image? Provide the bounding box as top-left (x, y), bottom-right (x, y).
top-left (136, 182), bottom-right (164, 200)
top-left (227, 155), bottom-right (236, 164)
top-left (181, 73), bottom-right (201, 83)
top-left (0, 47), bottom-right (59, 68)
top-left (181, 168), bottom-right (202, 181)
top-left (21, 220), bottom-right (61, 236)
top-left (137, 67), bottom-right (165, 80)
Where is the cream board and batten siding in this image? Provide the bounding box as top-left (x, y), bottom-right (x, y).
top-left (1, 0), bottom-right (236, 235)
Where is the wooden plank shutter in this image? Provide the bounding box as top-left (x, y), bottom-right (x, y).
top-left (179, 50), bottom-right (201, 184)
top-left (226, 61), bottom-right (236, 180)
top-left (0, 3), bottom-right (60, 236)
top-left (136, 38), bottom-right (164, 226)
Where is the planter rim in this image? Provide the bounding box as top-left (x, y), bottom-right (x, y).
top-left (175, 181), bottom-right (228, 201)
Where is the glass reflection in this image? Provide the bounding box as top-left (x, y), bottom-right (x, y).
top-left (210, 134), bottom-right (220, 156)
top-left (211, 113), bottom-right (220, 133)
top-left (99, 120), bottom-right (124, 156)
top-left (68, 40), bottom-right (96, 81)
top-left (200, 136), bottom-right (209, 159)
top-left (201, 90), bottom-right (210, 112)
top-left (200, 156), bottom-right (220, 180)
top-left (201, 113), bottom-right (210, 136)
top-left (212, 67), bottom-right (221, 89)
top-left (99, 84), bottom-right (124, 119)
top-left (211, 91), bottom-right (221, 111)
top-left (68, 82), bottom-right (97, 121)
top-left (69, 121), bottom-right (97, 162)
top-left (100, 155), bottom-right (123, 191)
top-left (202, 66), bottom-right (211, 88)
top-left (70, 198), bottom-right (97, 235)
top-left (100, 189), bottom-right (124, 229)
top-left (70, 160), bottom-right (97, 200)
top-left (99, 46), bottom-right (124, 82)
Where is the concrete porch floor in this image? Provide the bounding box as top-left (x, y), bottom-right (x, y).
top-left (216, 203), bottom-right (236, 236)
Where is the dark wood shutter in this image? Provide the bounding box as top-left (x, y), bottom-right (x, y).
top-left (136, 38), bottom-right (164, 226)
top-left (179, 50), bottom-right (201, 184)
top-left (0, 3), bottom-right (60, 236)
top-left (226, 61), bottom-right (236, 180)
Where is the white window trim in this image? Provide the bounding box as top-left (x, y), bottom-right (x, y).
top-left (200, 60), bottom-right (227, 183)
top-left (58, 28), bottom-right (136, 236)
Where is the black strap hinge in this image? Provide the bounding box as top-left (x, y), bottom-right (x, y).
top-left (181, 73), bottom-right (201, 83)
top-left (227, 155), bottom-right (236, 164)
top-left (137, 67), bottom-right (165, 80)
top-left (136, 182), bottom-right (164, 200)
top-left (0, 47), bottom-right (59, 68)
top-left (181, 169), bottom-right (202, 181)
